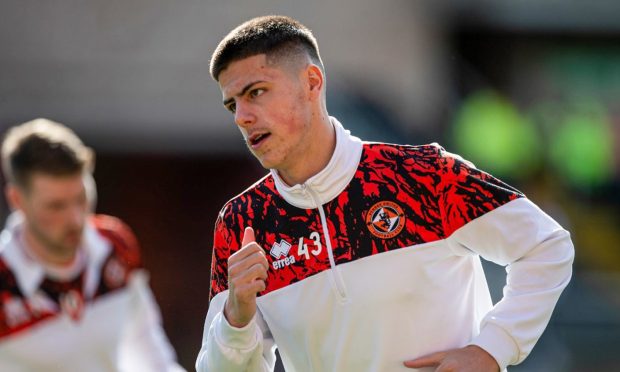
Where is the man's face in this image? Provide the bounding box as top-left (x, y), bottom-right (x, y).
top-left (218, 54), bottom-right (315, 171)
top-left (17, 173), bottom-right (88, 258)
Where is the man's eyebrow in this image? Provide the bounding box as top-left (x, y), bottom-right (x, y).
top-left (223, 81), bottom-right (265, 107)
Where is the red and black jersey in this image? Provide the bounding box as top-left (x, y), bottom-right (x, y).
top-left (0, 214), bottom-right (182, 372)
top-left (210, 143), bottom-right (522, 300)
top-left (0, 215), bottom-right (141, 339)
top-left (197, 117), bottom-right (573, 372)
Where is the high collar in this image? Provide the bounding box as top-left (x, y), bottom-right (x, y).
top-left (270, 117), bottom-right (363, 209)
top-left (0, 212), bottom-right (111, 298)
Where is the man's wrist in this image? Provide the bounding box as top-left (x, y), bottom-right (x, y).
top-left (465, 345), bottom-right (500, 371)
top-left (223, 300), bottom-right (252, 328)
top-left (470, 323), bottom-right (520, 370)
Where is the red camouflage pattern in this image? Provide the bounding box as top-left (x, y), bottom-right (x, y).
top-left (209, 143), bottom-right (522, 300)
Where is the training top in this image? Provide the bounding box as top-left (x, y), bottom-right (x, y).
top-left (0, 212), bottom-right (185, 372)
top-left (196, 117), bottom-right (574, 372)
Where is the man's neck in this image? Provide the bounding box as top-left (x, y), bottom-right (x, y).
top-left (22, 228), bottom-right (77, 267)
top-left (278, 115), bottom-right (336, 186)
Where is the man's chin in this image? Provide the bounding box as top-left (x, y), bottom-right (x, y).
top-left (256, 157), bottom-right (275, 170)
top-left (60, 235), bottom-right (83, 253)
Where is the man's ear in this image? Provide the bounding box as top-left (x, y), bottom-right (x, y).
top-left (306, 64), bottom-right (324, 98)
top-left (6, 184), bottom-right (24, 212)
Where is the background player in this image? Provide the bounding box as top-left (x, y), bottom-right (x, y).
top-left (0, 118), bottom-right (185, 371)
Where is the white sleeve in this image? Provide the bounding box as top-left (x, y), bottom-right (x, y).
top-left (118, 271), bottom-right (186, 372)
top-left (195, 290), bottom-right (276, 372)
top-left (446, 197), bottom-right (574, 370)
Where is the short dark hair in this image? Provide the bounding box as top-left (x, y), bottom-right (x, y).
top-left (1, 118), bottom-right (94, 189)
top-left (210, 15), bottom-right (323, 81)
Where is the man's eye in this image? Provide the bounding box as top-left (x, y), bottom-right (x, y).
top-left (249, 88), bottom-right (264, 98)
top-left (227, 103), bottom-right (236, 113)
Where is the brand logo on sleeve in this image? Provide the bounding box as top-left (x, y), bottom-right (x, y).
top-left (366, 201), bottom-right (405, 239)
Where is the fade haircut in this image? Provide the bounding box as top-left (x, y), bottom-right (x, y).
top-left (210, 15), bottom-right (324, 81)
top-left (1, 118), bottom-right (94, 189)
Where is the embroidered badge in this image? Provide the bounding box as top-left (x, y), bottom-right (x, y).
top-left (366, 201), bottom-right (405, 239)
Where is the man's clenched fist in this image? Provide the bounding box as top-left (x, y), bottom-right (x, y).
top-left (224, 227), bottom-right (269, 328)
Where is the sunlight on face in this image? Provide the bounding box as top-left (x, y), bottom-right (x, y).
top-left (20, 173), bottom-right (88, 259)
top-left (218, 54), bottom-right (314, 174)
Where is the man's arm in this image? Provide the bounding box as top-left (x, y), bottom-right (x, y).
top-left (195, 288), bottom-right (276, 372)
top-left (404, 146), bottom-right (574, 371)
top-left (450, 197), bottom-right (574, 369)
top-left (405, 198), bottom-right (573, 371)
top-left (196, 219), bottom-right (276, 372)
top-left (119, 271), bottom-right (186, 372)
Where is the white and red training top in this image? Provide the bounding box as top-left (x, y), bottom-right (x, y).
top-left (196, 117), bottom-right (574, 372)
top-left (0, 213), bottom-right (184, 372)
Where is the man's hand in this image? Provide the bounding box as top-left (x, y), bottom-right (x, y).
top-left (224, 227), bottom-right (269, 328)
top-left (403, 345), bottom-right (499, 372)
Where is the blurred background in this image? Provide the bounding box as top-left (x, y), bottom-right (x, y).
top-left (1, 1), bottom-right (619, 371)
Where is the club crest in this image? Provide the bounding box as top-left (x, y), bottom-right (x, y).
top-left (366, 201), bottom-right (405, 239)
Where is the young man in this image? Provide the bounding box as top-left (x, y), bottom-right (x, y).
top-left (196, 16), bottom-right (574, 372)
top-left (0, 118), bottom-right (185, 371)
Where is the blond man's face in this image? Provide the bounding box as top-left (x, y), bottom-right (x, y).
top-left (18, 173), bottom-right (88, 258)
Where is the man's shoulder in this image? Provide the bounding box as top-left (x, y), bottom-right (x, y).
top-left (363, 141), bottom-right (444, 156)
top-left (0, 234), bottom-right (26, 295)
top-left (361, 141), bottom-right (447, 167)
top-left (218, 173), bottom-right (276, 217)
top-left (0, 254), bottom-right (30, 339)
top-left (89, 215), bottom-right (141, 270)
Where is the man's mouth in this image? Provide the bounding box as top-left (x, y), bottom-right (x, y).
top-left (65, 229), bottom-right (83, 242)
top-left (248, 132), bottom-right (271, 148)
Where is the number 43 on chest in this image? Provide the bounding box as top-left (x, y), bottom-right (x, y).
top-left (297, 231), bottom-right (323, 260)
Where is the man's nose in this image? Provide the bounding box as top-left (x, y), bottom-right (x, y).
top-left (234, 102), bottom-right (256, 127)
